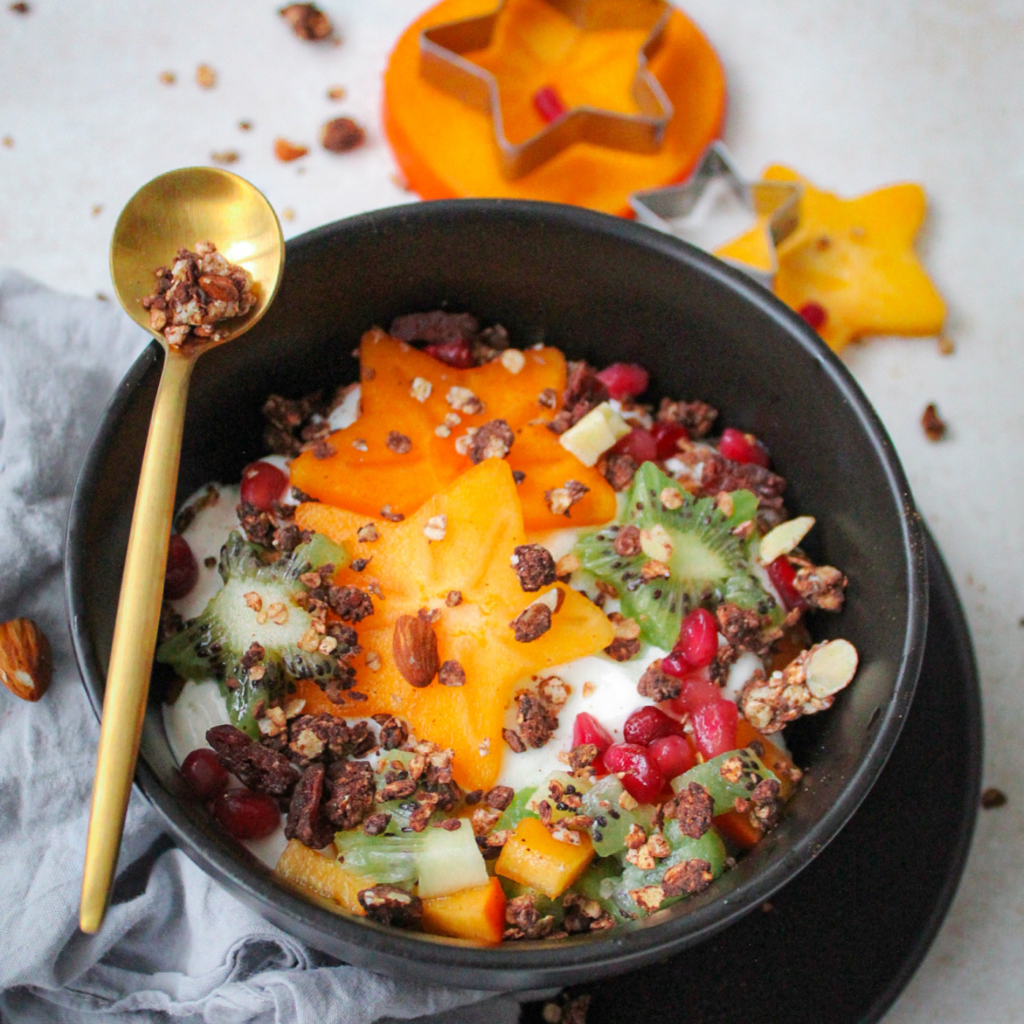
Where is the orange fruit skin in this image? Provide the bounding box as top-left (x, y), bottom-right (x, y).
top-left (295, 459), bottom-right (615, 791)
top-left (382, 0), bottom-right (727, 215)
top-left (290, 329), bottom-right (618, 530)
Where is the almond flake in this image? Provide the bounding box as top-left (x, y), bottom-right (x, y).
top-left (434, 423), bottom-right (451, 437)
top-left (500, 349), bottom-right (526, 374)
top-left (365, 650), bottom-right (382, 671)
top-left (318, 636), bottom-right (338, 655)
top-left (660, 487), bottom-right (683, 510)
top-left (454, 430), bottom-right (476, 456)
top-left (244, 591), bottom-right (263, 612)
top-left (409, 376), bottom-right (432, 402)
top-left (267, 602), bottom-right (289, 625)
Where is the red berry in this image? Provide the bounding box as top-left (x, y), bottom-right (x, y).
top-left (690, 699), bottom-right (739, 759)
top-left (766, 555), bottom-right (806, 611)
top-left (424, 338), bottom-right (474, 368)
top-left (211, 788), bottom-right (281, 840)
top-left (180, 748), bottom-right (229, 800)
top-left (672, 608), bottom-right (719, 669)
top-left (164, 533), bottom-right (199, 599)
top-left (650, 421), bottom-right (689, 460)
top-left (533, 85), bottom-right (568, 123)
top-left (596, 362), bottom-right (650, 400)
top-left (240, 460), bottom-right (288, 512)
top-left (623, 705), bottom-right (684, 746)
top-left (648, 734), bottom-right (696, 779)
top-left (719, 427), bottom-right (769, 468)
top-left (798, 301), bottom-right (828, 331)
top-left (602, 743), bottom-right (667, 804)
top-left (611, 426), bottom-right (657, 464)
top-left (668, 669), bottom-right (722, 714)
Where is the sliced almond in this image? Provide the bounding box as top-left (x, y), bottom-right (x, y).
top-left (0, 618), bottom-right (52, 702)
top-left (758, 516), bottom-right (815, 565)
top-left (805, 639), bottom-right (859, 698)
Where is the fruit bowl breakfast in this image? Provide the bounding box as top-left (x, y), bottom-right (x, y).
top-left (67, 199), bottom-right (926, 990)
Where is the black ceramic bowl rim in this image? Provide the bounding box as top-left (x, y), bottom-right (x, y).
top-left (66, 199), bottom-right (927, 991)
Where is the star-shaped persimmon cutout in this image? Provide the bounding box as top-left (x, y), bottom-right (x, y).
top-left (290, 329), bottom-right (617, 530)
top-left (714, 165), bottom-right (947, 352)
top-left (293, 459), bottom-right (615, 791)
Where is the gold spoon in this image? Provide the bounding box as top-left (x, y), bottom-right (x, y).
top-left (80, 167), bottom-right (284, 933)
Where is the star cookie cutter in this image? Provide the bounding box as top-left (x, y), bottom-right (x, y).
top-left (420, 0), bottom-right (674, 180)
top-left (630, 142), bottom-right (803, 286)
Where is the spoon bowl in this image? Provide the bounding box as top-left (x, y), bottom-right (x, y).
top-left (111, 166), bottom-right (284, 347)
top-left (81, 168), bottom-right (283, 934)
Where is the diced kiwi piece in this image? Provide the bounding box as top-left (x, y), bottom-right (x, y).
top-left (156, 530), bottom-right (344, 736)
top-left (574, 463), bottom-right (778, 649)
top-left (294, 532), bottom-right (349, 572)
top-left (605, 824), bottom-right (727, 918)
top-left (497, 878), bottom-right (564, 926)
top-left (335, 830), bottom-right (423, 885)
top-left (581, 775), bottom-right (657, 857)
top-left (572, 856), bottom-right (631, 923)
top-left (670, 748), bottom-right (779, 813)
top-left (526, 772), bottom-right (592, 822)
top-left (417, 826), bottom-right (489, 899)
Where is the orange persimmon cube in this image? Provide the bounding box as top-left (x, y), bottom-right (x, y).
top-left (275, 839), bottom-right (371, 915)
top-left (495, 817), bottom-right (594, 899)
top-left (421, 876), bottom-right (507, 944)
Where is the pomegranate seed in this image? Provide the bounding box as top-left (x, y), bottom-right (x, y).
top-left (719, 427), bottom-right (769, 468)
top-left (690, 699), bottom-right (739, 759)
top-left (573, 712), bottom-right (613, 752)
top-left (164, 533), bottom-right (199, 599)
top-left (240, 460), bottom-right (288, 512)
top-left (623, 705), bottom-right (684, 746)
top-left (180, 748), bottom-right (229, 800)
top-left (611, 426), bottom-right (657, 464)
top-left (533, 85), bottom-right (567, 123)
top-left (671, 608), bottom-right (719, 669)
top-left (651, 421), bottom-right (689, 459)
top-left (211, 788), bottom-right (281, 840)
top-left (596, 362), bottom-right (649, 400)
top-left (798, 301), bottom-right (828, 331)
top-left (424, 338), bottom-right (474, 369)
top-left (668, 669), bottom-right (722, 714)
top-left (602, 743), bottom-right (667, 804)
top-left (648, 734), bottom-right (696, 779)
top-left (766, 555), bottom-right (806, 611)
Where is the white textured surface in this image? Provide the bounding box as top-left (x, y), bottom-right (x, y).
top-left (2, 1), bottom-right (1022, 1019)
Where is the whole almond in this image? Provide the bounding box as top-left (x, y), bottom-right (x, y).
top-left (392, 614), bottom-right (439, 688)
top-left (199, 274), bottom-right (239, 304)
top-left (0, 618), bottom-right (52, 701)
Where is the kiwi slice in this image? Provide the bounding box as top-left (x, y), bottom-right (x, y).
top-left (157, 530), bottom-right (352, 736)
top-left (574, 463), bottom-right (778, 649)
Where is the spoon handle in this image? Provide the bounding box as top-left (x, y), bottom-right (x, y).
top-left (80, 346), bottom-right (194, 933)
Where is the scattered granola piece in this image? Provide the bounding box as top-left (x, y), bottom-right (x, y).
top-left (358, 885), bottom-right (422, 928)
top-left (282, 207), bottom-right (296, 222)
top-left (446, 385), bottom-right (484, 415)
top-left (423, 514), bottom-right (447, 542)
top-left (516, 690), bottom-right (558, 748)
top-left (468, 419), bottom-right (514, 463)
top-left (445, 590), bottom-right (462, 607)
top-left (503, 728), bottom-right (526, 753)
top-left (510, 602), bottom-right (552, 642)
top-left (438, 659), bottom-right (466, 687)
top-left (544, 480), bottom-right (589, 517)
top-left (321, 117), bottom-right (366, 153)
top-left (238, 120), bottom-right (252, 131)
top-left (662, 858), bottom-right (714, 896)
top-left (381, 504), bottom-right (404, 522)
top-left (409, 377), bottom-right (432, 402)
top-left (666, 782), bottom-right (713, 839)
top-left (510, 543), bottom-right (557, 592)
top-left (279, 2), bottom-right (333, 40)
top-left (982, 787), bottom-right (1007, 809)
top-left (385, 430), bottom-right (412, 454)
top-left (327, 85), bottom-right (346, 100)
top-left (500, 349), bottom-right (526, 374)
top-left (921, 402), bottom-right (947, 441)
top-left (196, 64), bottom-right (217, 89)
top-left (274, 138), bottom-right (309, 162)
top-left (937, 334), bottom-right (955, 356)
top-left (211, 150), bottom-right (239, 165)
top-left (159, 70), bottom-right (175, 85)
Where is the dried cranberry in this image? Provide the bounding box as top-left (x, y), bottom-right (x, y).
top-left (690, 699), bottom-right (738, 759)
top-left (611, 427), bottom-right (657, 464)
top-left (719, 427), bottom-right (769, 468)
top-left (651, 421), bottom-right (689, 459)
top-left (164, 533), bottom-right (199, 599)
top-left (602, 743), bottom-right (667, 804)
top-left (671, 608), bottom-right (719, 669)
top-left (180, 747), bottom-right (229, 800)
top-left (648, 734), bottom-right (695, 779)
top-left (798, 301), bottom-right (828, 331)
top-left (240, 460), bottom-right (288, 512)
top-left (668, 670), bottom-right (721, 713)
top-left (766, 555), bottom-right (806, 611)
top-left (623, 705), bottom-right (684, 746)
top-left (211, 788), bottom-right (281, 840)
top-left (596, 362), bottom-right (649, 400)
top-left (424, 338), bottom-right (474, 368)
top-left (533, 85), bottom-right (567, 123)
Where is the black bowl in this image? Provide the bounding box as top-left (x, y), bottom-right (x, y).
top-left (66, 199), bottom-right (927, 992)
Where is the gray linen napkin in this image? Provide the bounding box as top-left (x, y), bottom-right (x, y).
top-left (0, 270), bottom-right (522, 1024)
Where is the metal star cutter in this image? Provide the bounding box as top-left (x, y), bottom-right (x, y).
top-left (420, 0), bottom-right (675, 180)
top-left (630, 142), bottom-right (803, 286)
